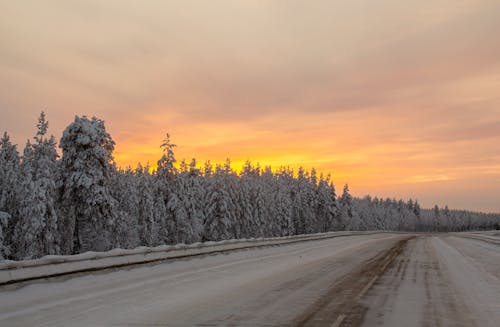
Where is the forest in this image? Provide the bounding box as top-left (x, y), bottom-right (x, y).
top-left (1, 113), bottom-right (499, 260)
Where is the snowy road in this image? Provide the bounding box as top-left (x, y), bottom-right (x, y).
top-left (361, 234), bottom-right (500, 327)
top-left (0, 233), bottom-right (498, 327)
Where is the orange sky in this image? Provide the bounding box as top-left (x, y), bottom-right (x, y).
top-left (1, 1), bottom-right (500, 212)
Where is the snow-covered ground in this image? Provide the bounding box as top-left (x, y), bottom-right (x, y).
top-left (361, 234), bottom-right (500, 327)
top-left (0, 231), bottom-right (379, 285)
top-left (0, 233), bottom-right (498, 326)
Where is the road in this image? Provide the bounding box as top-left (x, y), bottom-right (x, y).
top-left (0, 233), bottom-right (498, 327)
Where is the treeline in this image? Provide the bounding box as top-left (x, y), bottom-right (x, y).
top-left (0, 113), bottom-right (498, 260)
top-left (353, 196), bottom-right (499, 232)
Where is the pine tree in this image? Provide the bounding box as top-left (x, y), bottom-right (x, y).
top-left (261, 166), bottom-right (282, 237)
top-left (0, 212), bottom-right (10, 259)
top-left (156, 133), bottom-right (178, 244)
top-left (443, 205), bottom-right (452, 232)
top-left (433, 205), bottom-right (440, 232)
top-left (135, 164), bottom-right (158, 246)
top-left (316, 175), bottom-right (338, 232)
top-left (290, 168), bottom-right (308, 235)
top-left (239, 161), bottom-right (258, 238)
top-left (202, 163), bottom-right (236, 241)
top-left (0, 132), bottom-right (21, 257)
top-left (241, 162), bottom-right (268, 238)
top-left (339, 184), bottom-right (353, 230)
top-left (152, 184), bottom-right (168, 246)
top-left (274, 170), bottom-right (293, 236)
top-left (15, 112), bottom-right (59, 258)
top-left (110, 167), bottom-right (140, 249)
top-left (303, 169), bottom-right (319, 234)
top-left (157, 133), bottom-right (177, 180)
top-left (177, 159), bottom-right (205, 243)
top-left (58, 116), bottom-right (117, 254)
top-left (277, 168), bottom-right (295, 236)
top-left (13, 163), bottom-right (43, 259)
top-left (167, 188), bottom-right (191, 244)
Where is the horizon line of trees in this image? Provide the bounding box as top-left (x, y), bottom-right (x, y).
top-left (1, 113), bottom-right (499, 260)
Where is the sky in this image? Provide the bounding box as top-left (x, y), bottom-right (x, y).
top-left (1, 0), bottom-right (500, 212)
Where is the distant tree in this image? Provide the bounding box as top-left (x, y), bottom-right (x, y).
top-left (157, 133), bottom-right (177, 180)
top-left (261, 166), bottom-right (281, 237)
top-left (236, 161), bottom-right (255, 238)
top-left (316, 174), bottom-right (338, 232)
top-left (243, 163), bottom-right (267, 238)
top-left (433, 205), bottom-right (440, 232)
top-left (443, 205), bottom-right (452, 232)
top-left (339, 184), bottom-right (354, 230)
top-left (290, 168), bottom-right (308, 234)
top-left (413, 200), bottom-right (421, 218)
top-left (303, 169), bottom-right (319, 234)
top-left (273, 168), bottom-right (294, 236)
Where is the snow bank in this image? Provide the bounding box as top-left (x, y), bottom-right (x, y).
top-left (456, 232), bottom-right (500, 244)
top-left (0, 231), bottom-right (379, 285)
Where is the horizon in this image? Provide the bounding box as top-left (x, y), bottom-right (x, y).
top-left (1, 1), bottom-right (500, 212)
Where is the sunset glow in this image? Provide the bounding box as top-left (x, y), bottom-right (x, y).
top-left (1, 1), bottom-right (500, 211)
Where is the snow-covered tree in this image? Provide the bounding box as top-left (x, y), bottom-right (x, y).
top-left (13, 112), bottom-right (59, 259)
top-left (202, 162), bottom-right (237, 241)
top-left (13, 164), bottom-right (42, 259)
top-left (3, 113), bottom-right (500, 260)
top-left (155, 133), bottom-right (180, 244)
top-left (0, 132), bottom-right (21, 256)
top-left (303, 169), bottom-right (319, 234)
top-left (274, 169), bottom-right (294, 236)
top-left (290, 168), bottom-right (308, 235)
top-left (433, 205), bottom-right (440, 232)
top-left (173, 159), bottom-right (205, 243)
top-left (134, 164), bottom-right (159, 246)
top-left (58, 116), bottom-right (117, 254)
top-left (157, 133), bottom-right (177, 180)
top-left (338, 184), bottom-right (353, 230)
top-left (110, 166), bottom-right (140, 249)
top-left (316, 175), bottom-right (338, 232)
top-left (0, 212), bottom-right (9, 259)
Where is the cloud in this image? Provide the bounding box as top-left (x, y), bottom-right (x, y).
top-left (1, 0), bottom-right (500, 211)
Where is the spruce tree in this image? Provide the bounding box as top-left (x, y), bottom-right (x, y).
top-left (316, 175), bottom-right (338, 232)
top-left (0, 132), bottom-right (21, 257)
top-left (135, 164), bottom-right (158, 246)
top-left (110, 167), bottom-right (140, 249)
top-left (58, 116), bottom-right (117, 254)
top-left (15, 112), bottom-right (59, 258)
top-left (202, 163), bottom-right (236, 241)
top-left (0, 212), bottom-right (8, 259)
top-left (339, 184), bottom-right (353, 230)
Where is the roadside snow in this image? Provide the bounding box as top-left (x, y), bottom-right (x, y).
top-left (0, 231), bottom-right (378, 285)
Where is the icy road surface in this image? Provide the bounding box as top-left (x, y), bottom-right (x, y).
top-left (0, 233), bottom-right (498, 327)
